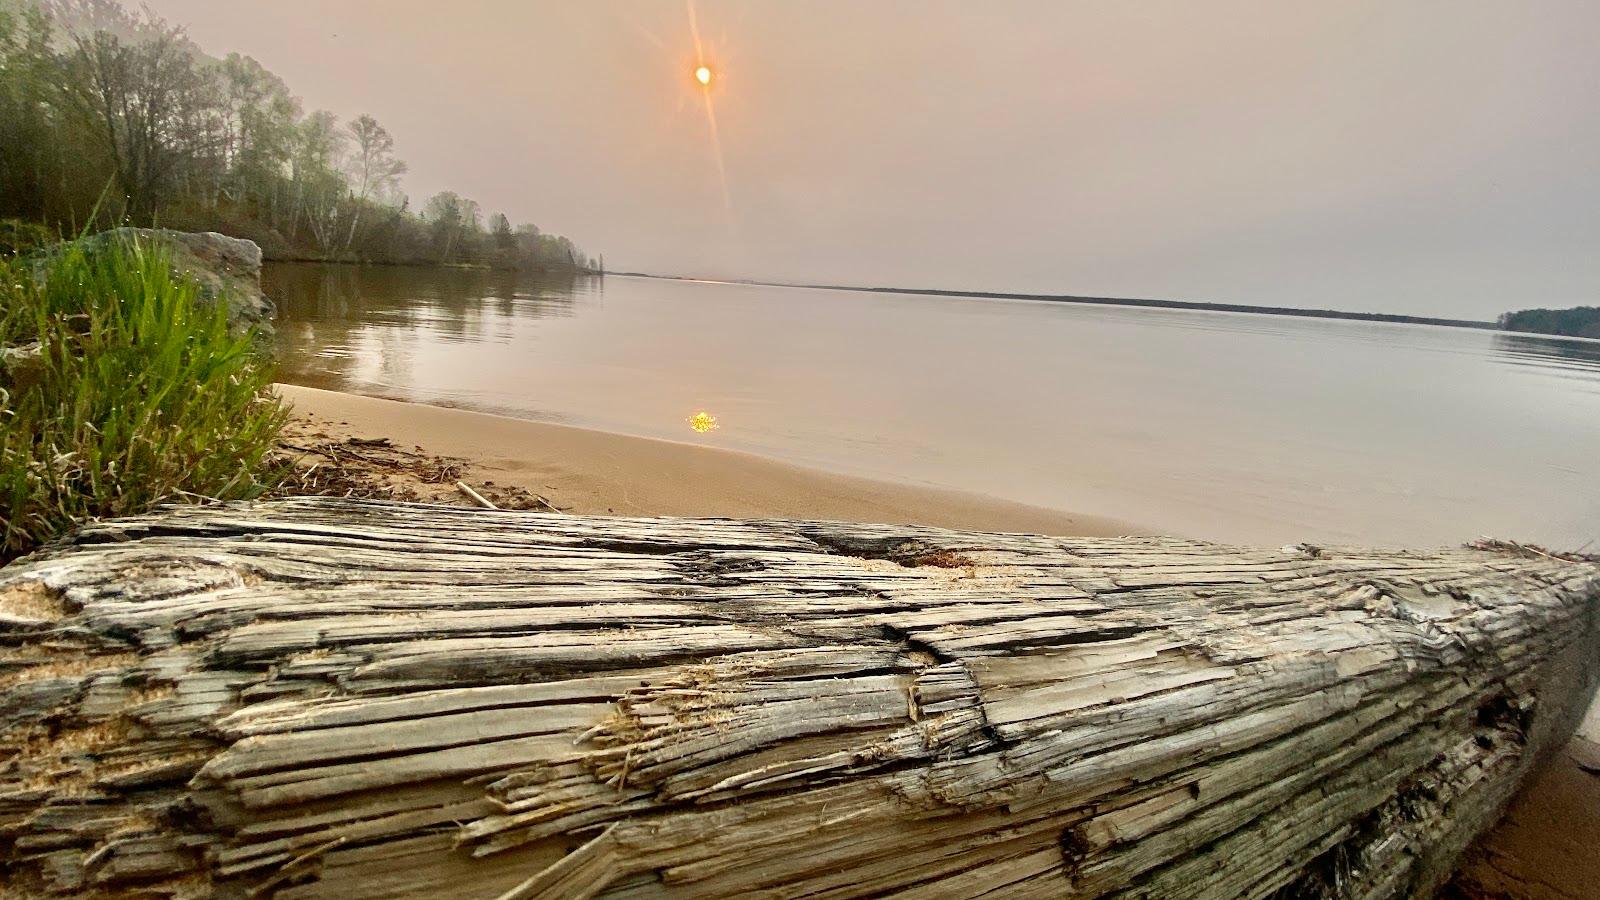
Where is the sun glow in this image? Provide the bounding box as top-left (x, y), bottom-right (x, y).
top-left (684, 0), bottom-right (732, 214)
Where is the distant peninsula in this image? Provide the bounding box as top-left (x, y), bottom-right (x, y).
top-left (1497, 306), bottom-right (1600, 339)
top-left (618, 272), bottom-right (1501, 330)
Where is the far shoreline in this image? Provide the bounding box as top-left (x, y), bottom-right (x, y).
top-left (614, 271), bottom-right (1501, 331)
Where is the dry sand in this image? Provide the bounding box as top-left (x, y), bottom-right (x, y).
top-left (274, 384), bottom-right (1137, 537)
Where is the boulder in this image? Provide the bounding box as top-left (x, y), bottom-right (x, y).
top-left (35, 228), bottom-right (276, 333)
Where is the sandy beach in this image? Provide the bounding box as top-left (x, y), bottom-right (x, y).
top-left (275, 384), bottom-right (1138, 537)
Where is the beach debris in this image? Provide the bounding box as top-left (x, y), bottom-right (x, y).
top-left (1, 499), bottom-right (1594, 897)
top-left (455, 480), bottom-right (498, 509)
top-left (267, 417), bottom-right (567, 512)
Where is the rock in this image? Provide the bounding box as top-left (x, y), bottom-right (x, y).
top-left (34, 228), bottom-right (276, 333)
top-left (0, 340), bottom-right (44, 396)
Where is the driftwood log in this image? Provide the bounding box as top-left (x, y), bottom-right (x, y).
top-left (1, 498), bottom-right (1597, 899)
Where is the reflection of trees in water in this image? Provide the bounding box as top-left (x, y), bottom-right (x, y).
top-left (265, 263), bottom-right (599, 386)
top-left (1491, 332), bottom-right (1600, 374)
top-left (372, 327), bottom-right (415, 388)
top-left (266, 263), bottom-right (588, 326)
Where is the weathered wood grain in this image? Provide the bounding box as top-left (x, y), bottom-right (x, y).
top-left (1, 498), bottom-right (1595, 898)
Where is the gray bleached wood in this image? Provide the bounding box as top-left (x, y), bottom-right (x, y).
top-left (0, 498), bottom-right (1596, 898)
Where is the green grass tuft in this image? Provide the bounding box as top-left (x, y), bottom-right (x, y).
top-left (1, 234), bottom-right (287, 562)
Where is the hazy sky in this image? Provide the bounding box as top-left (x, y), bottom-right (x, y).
top-left (139, 1), bottom-right (1600, 317)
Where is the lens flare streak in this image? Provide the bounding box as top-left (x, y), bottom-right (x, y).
top-left (687, 0), bottom-right (732, 214)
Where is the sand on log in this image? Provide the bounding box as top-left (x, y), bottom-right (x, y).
top-left (1, 498), bottom-right (1596, 898)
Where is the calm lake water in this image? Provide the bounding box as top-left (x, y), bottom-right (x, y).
top-left (265, 263), bottom-right (1600, 549)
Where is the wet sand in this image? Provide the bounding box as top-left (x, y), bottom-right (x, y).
top-left (275, 384), bottom-right (1139, 537)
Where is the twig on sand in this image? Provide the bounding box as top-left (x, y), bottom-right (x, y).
top-left (271, 427), bottom-right (563, 512)
top-left (456, 481), bottom-right (498, 510)
top-left (528, 494), bottom-right (566, 514)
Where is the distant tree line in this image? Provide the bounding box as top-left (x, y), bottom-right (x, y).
top-left (1497, 306), bottom-right (1600, 339)
top-left (0, 0), bottom-right (600, 271)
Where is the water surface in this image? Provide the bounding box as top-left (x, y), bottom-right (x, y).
top-left (266, 263), bottom-right (1600, 548)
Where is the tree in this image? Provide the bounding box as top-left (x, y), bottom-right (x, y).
top-left (2, 2), bottom-right (599, 270)
top-left (216, 53), bottom-right (298, 211)
top-left (346, 115), bottom-right (405, 203)
top-left (343, 113), bottom-right (406, 250)
top-left (423, 191), bottom-right (466, 262)
top-left (1498, 305), bottom-right (1600, 339)
top-left (0, 2), bottom-right (62, 222)
top-left (43, 0), bottom-right (142, 39)
top-left (60, 21), bottom-right (209, 218)
top-left (489, 212), bottom-right (514, 252)
top-left (290, 109), bottom-right (346, 252)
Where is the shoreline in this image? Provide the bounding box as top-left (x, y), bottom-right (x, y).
top-left (613, 272), bottom-right (1500, 331)
top-left (274, 384), bottom-right (1139, 537)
